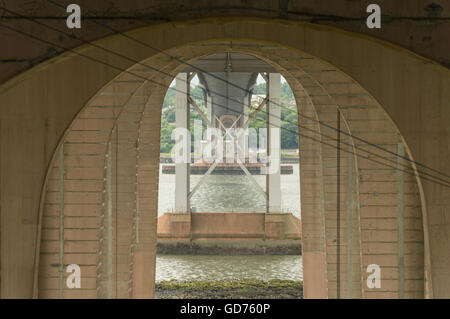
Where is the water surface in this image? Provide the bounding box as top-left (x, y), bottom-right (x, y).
top-left (156, 255), bottom-right (303, 282)
top-left (156, 163), bottom-right (302, 282)
top-left (158, 163), bottom-right (301, 216)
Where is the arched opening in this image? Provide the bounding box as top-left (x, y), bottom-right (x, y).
top-left (35, 37), bottom-right (425, 299)
top-left (155, 53), bottom-right (302, 298)
top-left (3, 17), bottom-right (448, 298)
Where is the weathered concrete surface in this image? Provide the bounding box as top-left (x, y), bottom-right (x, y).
top-left (155, 279), bottom-right (303, 299)
top-left (157, 213), bottom-right (191, 240)
top-left (0, 8), bottom-right (449, 299)
top-left (157, 212), bottom-right (302, 240)
top-left (2, 0), bottom-right (450, 84)
top-left (156, 239), bottom-right (302, 255)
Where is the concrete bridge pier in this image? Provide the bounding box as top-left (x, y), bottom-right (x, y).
top-left (243, 93), bottom-right (251, 161)
top-left (207, 94), bottom-right (213, 128)
top-left (266, 73), bottom-right (282, 213)
top-left (175, 72), bottom-right (190, 213)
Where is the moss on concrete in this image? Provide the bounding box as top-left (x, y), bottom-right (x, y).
top-left (155, 278), bottom-right (303, 299)
top-left (157, 239), bottom-right (302, 255)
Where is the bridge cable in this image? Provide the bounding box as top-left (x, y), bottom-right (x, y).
top-left (1, 21), bottom-right (450, 190)
top-left (3, 7), bottom-right (450, 188)
top-left (44, 0), bottom-right (450, 182)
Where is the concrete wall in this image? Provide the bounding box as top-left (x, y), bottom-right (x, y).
top-left (157, 213), bottom-right (302, 240)
top-left (157, 213), bottom-right (191, 239)
top-left (0, 16), bottom-right (448, 299)
top-left (2, 1), bottom-right (450, 84)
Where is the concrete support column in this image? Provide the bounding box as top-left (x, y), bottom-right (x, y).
top-left (105, 139), bottom-right (114, 299)
top-left (397, 136), bottom-right (405, 299)
top-left (346, 135), bottom-right (354, 299)
top-left (206, 94), bottom-right (213, 158)
top-left (207, 94), bottom-right (213, 127)
top-left (243, 94), bottom-right (249, 124)
top-left (299, 92), bottom-right (328, 299)
top-left (243, 94), bottom-right (250, 161)
top-left (58, 144), bottom-right (64, 299)
top-left (132, 250), bottom-right (155, 299)
top-left (175, 73), bottom-right (190, 212)
top-left (132, 84), bottom-right (164, 299)
top-left (267, 73), bottom-right (281, 213)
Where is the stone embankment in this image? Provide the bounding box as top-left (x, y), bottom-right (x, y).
top-left (155, 279), bottom-right (303, 299)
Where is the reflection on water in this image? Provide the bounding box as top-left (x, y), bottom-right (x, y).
top-left (158, 164), bottom-right (301, 216)
top-left (156, 255), bottom-right (302, 282)
top-left (157, 164), bottom-right (302, 283)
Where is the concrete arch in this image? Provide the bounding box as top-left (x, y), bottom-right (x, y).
top-left (37, 41), bottom-right (425, 299)
top-left (0, 18), bottom-right (448, 298)
top-left (37, 49), bottom-right (206, 298)
top-left (263, 49), bottom-right (425, 298)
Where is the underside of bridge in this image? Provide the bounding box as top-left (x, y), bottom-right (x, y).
top-left (0, 1), bottom-right (449, 299)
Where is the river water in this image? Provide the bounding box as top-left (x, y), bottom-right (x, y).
top-left (156, 255), bottom-right (303, 282)
top-left (158, 163), bottom-right (301, 217)
top-left (156, 163), bottom-right (302, 282)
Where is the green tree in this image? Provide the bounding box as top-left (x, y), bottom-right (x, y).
top-left (250, 82), bottom-right (294, 101)
top-left (281, 106), bottom-right (298, 149)
top-left (165, 107), bottom-right (175, 123)
top-left (190, 86), bottom-right (206, 107)
top-left (252, 82), bottom-right (266, 95)
top-left (160, 83), bottom-right (298, 154)
top-left (281, 82), bottom-right (294, 101)
top-left (160, 117), bottom-right (175, 154)
top-left (163, 87), bottom-right (176, 109)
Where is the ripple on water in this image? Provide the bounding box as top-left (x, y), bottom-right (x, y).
top-left (158, 164), bottom-right (301, 216)
top-left (156, 255), bottom-right (303, 282)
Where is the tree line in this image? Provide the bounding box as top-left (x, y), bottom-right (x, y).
top-left (160, 82), bottom-right (298, 154)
